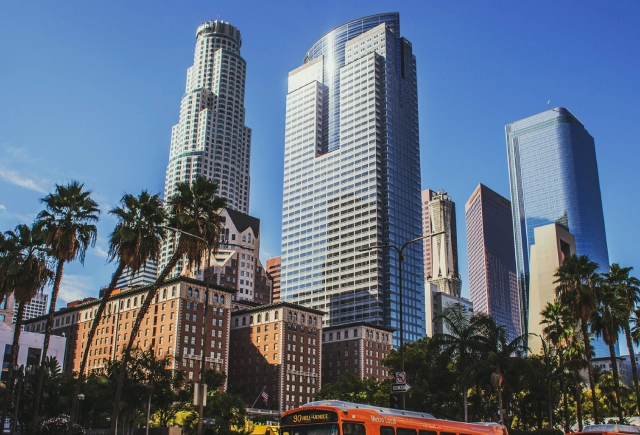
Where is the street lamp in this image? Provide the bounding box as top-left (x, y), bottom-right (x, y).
top-left (76, 394), bottom-right (85, 425)
top-left (160, 225), bottom-right (252, 435)
top-left (358, 232), bottom-right (439, 410)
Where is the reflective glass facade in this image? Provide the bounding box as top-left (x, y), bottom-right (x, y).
top-left (506, 107), bottom-right (612, 355)
top-left (465, 184), bottom-right (521, 341)
top-left (281, 13), bottom-right (425, 344)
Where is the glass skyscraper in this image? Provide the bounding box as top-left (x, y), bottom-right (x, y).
top-left (465, 183), bottom-right (521, 341)
top-left (505, 107), bottom-right (612, 355)
top-left (280, 13), bottom-right (425, 344)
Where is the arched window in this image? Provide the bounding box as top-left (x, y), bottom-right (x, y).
top-left (329, 333), bottom-right (333, 341)
top-left (337, 332), bottom-right (341, 340)
top-left (301, 315), bottom-right (305, 324)
top-left (353, 329), bottom-right (358, 337)
top-left (257, 314), bottom-right (262, 323)
top-left (214, 294), bottom-right (219, 303)
top-left (162, 289), bottom-right (167, 299)
top-left (313, 317), bottom-right (317, 326)
top-left (195, 289), bottom-right (200, 299)
top-left (275, 311), bottom-right (279, 320)
top-left (242, 317), bottom-right (246, 326)
top-left (344, 330), bottom-right (349, 338)
top-left (376, 332), bottom-right (380, 340)
top-left (250, 315), bottom-right (254, 324)
top-left (288, 311), bottom-right (292, 320)
top-left (133, 297), bottom-right (137, 306)
top-left (188, 287), bottom-right (193, 297)
top-left (265, 313), bottom-right (270, 321)
top-left (234, 318), bottom-right (239, 327)
top-left (171, 286), bottom-right (176, 297)
top-left (220, 296), bottom-right (225, 304)
top-left (293, 313), bottom-right (297, 321)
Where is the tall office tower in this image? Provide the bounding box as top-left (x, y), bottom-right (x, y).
top-left (160, 20), bottom-right (251, 276)
top-left (423, 189), bottom-right (461, 296)
top-left (266, 256), bottom-right (282, 302)
top-left (506, 107), bottom-right (611, 355)
top-left (13, 292), bottom-right (49, 324)
top-left (280, 13), bottom-right (425, 343)
top-left (465, 184), bottom-right (521, 341)
top-left (116, 260), bottom-right (158, 289)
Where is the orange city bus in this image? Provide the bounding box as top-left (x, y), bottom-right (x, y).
top-left (574, 424), bottom-right (640, 435)
top-left (280, 401), bottom-right (507, 435)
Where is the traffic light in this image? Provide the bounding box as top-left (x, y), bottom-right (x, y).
top-left (389, 394), bottom-right (400, 409)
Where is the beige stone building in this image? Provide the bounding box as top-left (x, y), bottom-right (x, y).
top-left (527, 223), bottom-right (576, 353)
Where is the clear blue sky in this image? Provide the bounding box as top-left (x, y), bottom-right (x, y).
top-left (1, 1), bottom-right (638, 311)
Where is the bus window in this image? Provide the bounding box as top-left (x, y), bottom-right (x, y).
top-left (441, 432), bottom-right (456, 435)
top-left (419, 431), bottom-right (437, 435)
top-left (381, 427), bottom-right (395, 435)
top-left (343, 424), bottom-right (366, 435)
top-left (398, 429), bottom-right (417, 435)
top-left (282, 426), bottom-right (338, 435)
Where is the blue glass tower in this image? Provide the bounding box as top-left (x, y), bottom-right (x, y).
top-left (280, 13), bottom-right (425, 345)
top-left (506, 107), bottom-right (613, 356)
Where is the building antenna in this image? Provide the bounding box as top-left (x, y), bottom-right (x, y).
top-left (547, 100), bottom-right (551, 110)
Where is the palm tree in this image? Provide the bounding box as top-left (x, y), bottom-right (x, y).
top-left (0, 224), bottom-right (52, 429)
top-left (471, 314), bottom-right (529, 426)
top-left (67, 191), bottom-right (167, 433)
top-left (111, 177), bottom-right (227, 435)
top-left (604, 264), bottom-right (640, 413)
top-left (31, 181), bottom-right (100, 431)
top-left (554, 254), bottom-right (601, 424)
top-left (540, 300), bottom-right (579, 431)
top-left (591, 280), bottom-right (627, 421)
top-left (433, 303), bottom-right (486, 422)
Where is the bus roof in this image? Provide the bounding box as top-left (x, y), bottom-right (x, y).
top-left (302, 400), bottom-right (436, 420)
top-left (583, 425), bottom-right (640, 434)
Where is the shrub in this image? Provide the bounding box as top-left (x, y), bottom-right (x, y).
top-left (39, 415), bottom-right (86, 435)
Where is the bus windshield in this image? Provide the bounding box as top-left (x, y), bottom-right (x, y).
top-left (281, 424), bottom-right (340, 435)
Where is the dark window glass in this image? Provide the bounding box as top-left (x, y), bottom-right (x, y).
top-left (398, 429), bottom-right (416, 435)
top-left (343, 424), bottom-right (365, 435)
top-left (381, 427), bottom-right (394, 435)
top-left (419, 431), bottom-right (437, 435)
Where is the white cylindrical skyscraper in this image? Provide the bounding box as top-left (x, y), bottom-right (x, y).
top-left (160, 20), bottom-right (252, 275)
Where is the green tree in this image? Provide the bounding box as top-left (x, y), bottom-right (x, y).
top-left (205, 392), bottom-right (247, 435)
top-left (32, 181), bottom-right (100, 431)
top-left (111, 177), bottom-right (227, 435)
top-left (555, 254), bottom-right (601, 424)
top-left (315, 372), bottom-right (389, 406)
top-left (604, 263), bottom-right (640, 413)
top-left (591, 280), bottom-right (627, 421)
top-left (0, 223), bottom-right (52, 427)
top-left (68, 191), bottom-right (167, 432)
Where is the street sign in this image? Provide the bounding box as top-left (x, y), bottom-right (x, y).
top-left (391, 383), bottom-right (412, 393)
top-left (396, 372), bottom-right (406, 384)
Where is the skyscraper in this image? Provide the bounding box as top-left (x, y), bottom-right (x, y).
top-left (160, 20), bottom-right (251, 275)
top-left (116, 260), bottom-right (158, 289)
top-left (465, 183), bottom-right (521, 341)
top-left (506, 107), bottom-right (610, 354)
top-left (266, 256), bottom-right (282, 303)
top-left (280, 13), bottom-right (425, 343)
top-left (422, 189), bottom-right (461, 296)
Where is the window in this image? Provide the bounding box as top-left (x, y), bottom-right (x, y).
top-left (419, 431), bottom-right (438, 435)
top-left (381, 428), bottom-right (395, 435)
top-left (343, 424), bottom-right (365, 435)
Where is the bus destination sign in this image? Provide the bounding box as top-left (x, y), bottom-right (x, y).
top-left (282, 411), bottom-right (339, 425)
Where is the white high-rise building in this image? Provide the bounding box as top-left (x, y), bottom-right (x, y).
top-left (116, 260), bottom-right (158, 289)
top-left (12, 292), bottom-right (48, 325)
top-left (160, 20), bottom-right (251, 276)
top-left (280, 14), bottom-right (425, 343)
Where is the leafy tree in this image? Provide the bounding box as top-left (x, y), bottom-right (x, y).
top-left (555, 254), bottom-right (601, 424)
top-left (32, 181), bottom-right (100, 430)
top-left (68, 191), bottom-right (167, 432)
top-left (111, 178), bottom-right (227, 435)
top-left (205, 392), bottom-right (247, 435)
top-left (315, 372), bottom-right (389, 406)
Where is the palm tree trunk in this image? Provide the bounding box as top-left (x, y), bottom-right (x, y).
top-left (624, 325), bottom-right (640, 413)
top-left (581, 321), bottom-right (599, 424)
top-left (0, 303), bottom-right (25, 427)
top-left (563, 379), bottom-right (569, 433)
top-left (463, 385), bottom-right (468, 422)
top-left (575, 380), bottom-right (583, 431)
top-left (111, 248), bottom-right (183, 435)
top-left (31, 259), bottom-right (65, 434)
top-left (608, 342), bottom-right (623, 422)
top-left (68, 262), bottom-right (125, 435)
top-left (547, 380), bottom-right (553, 429)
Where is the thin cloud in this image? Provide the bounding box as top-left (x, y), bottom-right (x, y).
top-left (0, 205), bottom-right (6, 211)
top-left (93, 245), bottom-right (109, 259)
top-left (0, 167), bottom-right (48, 193)
top-left (56, 274), bottom-right (95, 309)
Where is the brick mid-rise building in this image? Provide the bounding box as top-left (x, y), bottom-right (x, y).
top-left (321, 322), bottom-right (393, 385)
top-left (266, 256), bottom-right (281, 303)
top-left (24, 277), bottom-right (236, 383)
top-left (230, 302), bottom-right (323, 412)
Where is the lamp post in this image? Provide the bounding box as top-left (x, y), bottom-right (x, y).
top-left (358, 233), bottom-right (438, 410)
top-left (160, 225), bottom-right (252, 435)
top-left (76, 394), bottom-right (85, 425)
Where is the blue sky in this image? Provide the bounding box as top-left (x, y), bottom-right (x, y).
top-left (1, 1), bottom-right (638, 312)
